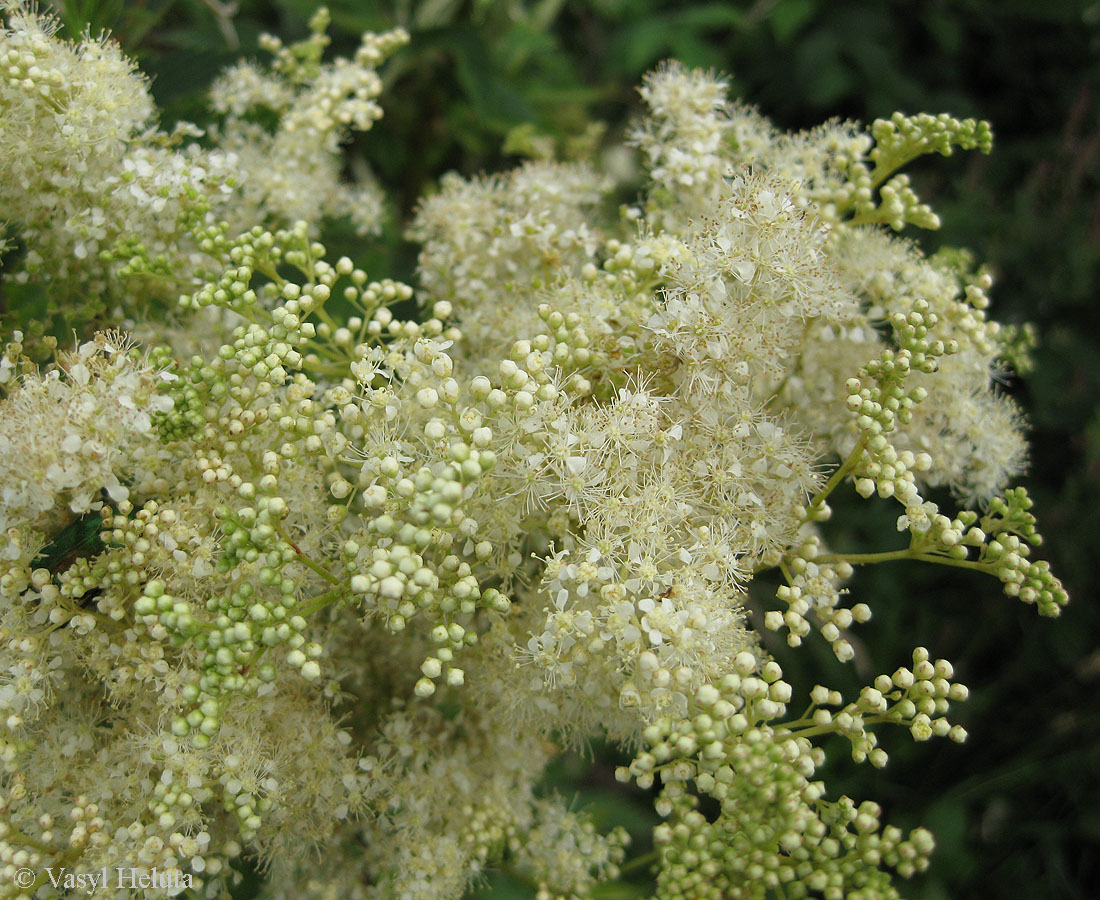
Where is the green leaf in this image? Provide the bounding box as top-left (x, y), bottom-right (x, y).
top-left (610, 4), bottom-right (748, 75)
top-left (768, 0), bottom-right (818, 45)
top-left (450, 28), bottom-right (537, 125)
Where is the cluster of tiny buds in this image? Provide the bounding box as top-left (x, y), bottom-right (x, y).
top-left (1, 23), bottom-right (62, 95)
top-left (769, 538), bottom-right (870, 660)
top-left (801, 130), bottom-right (874, 215)
top-left (348, 444), bottom-right (509, 696)
top-left (798, 647), bottom-right (968, 767)
top-left (531, 303), bottom-right (601, 397)
top-left (978, 490), bottom-right (1068, 616)
top-left (599, 238), bottom-right (658, 279)
top-left (65, 795), bottom-right (109, 850)
top-left (217, 760), bottom-right (275, 843)
top-left (635, 689), bottom-right (937, 900)
top-left (902, 506), bottom-right (983, 551)
top-left (630, 650), bottom-right (701, 710)
top-left (0, 792), bottom-right (110, 888)
top-left (895, 493), bottom-right (1067, 616)
top-left (872, 173), bottom-right (940, 230)
top-left (616, 649), bottom-right (952, 898)
top-left (843, 299), bottom-right (949, 500)
top-left (618, 652), bottom-right (794, 793)
top-left (816, 112), bottom-right (991, 231)
top-left (948, 270), bottom-right (1008, 357)
top-left (148, 762), bottom-right (200, 833)
top-left (870, 112), bottom-right (993, 169)
top-left (122, 490), bottom-right (324, 748)
top-left (101, 500), bottom-right (175, 577)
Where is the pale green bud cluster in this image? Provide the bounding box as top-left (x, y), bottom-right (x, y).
top-left (870, 111), bottom-right (993, 173)
top-left (618, 654), bottom-right (941, 900)
top-left (768, 542), bottom-right (867, 658)
top-left (805, 111), bottom-right (993, 231)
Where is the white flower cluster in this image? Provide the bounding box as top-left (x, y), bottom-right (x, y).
top-left (0, 333), bottom-right (170, 569)
top-left (210, 7), bottom-right (404, 236)
top-left (0, 7), bottom-right (1067, 900)
top-left (410, 162), bottom-right (608, 357)
top-left (0, 3), bottom-right (400, 324)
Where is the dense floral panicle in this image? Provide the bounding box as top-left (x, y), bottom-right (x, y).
top-left (0, 4), bottom-right (159, 298)
top-left (0, 9), bottom-right (1066, 900)
top-left (0, 4), bottom-right (154, 159)
top-left (211, 22), bottom-right (405, 235)
top-left (210, 61), bottom-right (296, 118)
top-left (0, 334), bottom-right (171, 566)
top-left (631, 61), bottom-right (736, 228)
top-left (648, 169), bottom-right (854, 394)
top-left (0, 3), bottom-right (400, 328)
top-left (410, 161), bottom-right (608, 356)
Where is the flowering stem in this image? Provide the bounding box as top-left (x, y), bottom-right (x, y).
top-left (300, 358), bottom-right (356, 376)
top-left (295, 552), bottom-right (341, 586)
top-left (0, 820), bottom-right (56, 854)
top-left (805, 437), bottom-right (867, 515)
top-left (618, 849), bottom-right (659, 876)
top-left (276, 525), bottom-right (342, 586)
top-left (776, 724), bottom-right (838, 742)
top-left (294, 585), bottom-right (348, 618)
top-left (777, 715), bottom-right (817, 730)
top-left (501, 864), bottom-right (542, 892)
top-left (817, 549), bottom-right (987, 573)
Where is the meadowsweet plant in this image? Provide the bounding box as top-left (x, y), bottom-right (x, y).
top-left (0, 5), bottom-right (1068, 900)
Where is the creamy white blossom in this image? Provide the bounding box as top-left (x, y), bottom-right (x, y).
top-left (0, 8), bottom-right (1065, 900)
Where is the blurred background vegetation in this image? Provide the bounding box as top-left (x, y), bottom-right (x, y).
top-left (37, 0), bottom-right (1100, 897)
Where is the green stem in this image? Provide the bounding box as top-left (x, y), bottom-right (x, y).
top-left (816, 549), bottom-right (986, 573)
top-left (254, 261), bottom-right (285, 289)
top-left (1, 821), bottom-right (56, 854)
top-left (806, 436), bottom-right (867, 515)
top-left (775, 724), bottom-right (838, 742)
top-left (776, 716), bottom-right (817, 731)
top-left (300, 358), bottom-right (354, 377)
top-left (294, 550), bottom-right (342, 586)
top-left (870, 153), bottom-right (920, 190)
top-left (312, 305), bottom-right (340, 333)
top-left (294, 585), bottom-right (348, 618)
top-left (299, 338), bottom-right (351, 363)
top-left (618, 849), bottom-right (659, 876)
top-left (243, 642), bottom-right (269, 672)
top-left (501, 864), bottom-right (542, 892)
top-left (276, 525), bottom-right (342, 586)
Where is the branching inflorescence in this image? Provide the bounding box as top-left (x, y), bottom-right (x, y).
top-left (0, 6), bottom-right (1066, 900)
